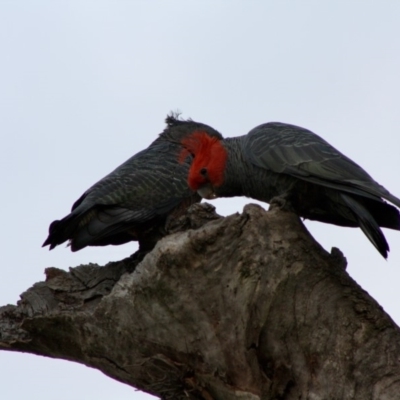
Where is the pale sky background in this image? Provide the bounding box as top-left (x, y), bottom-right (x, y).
top-left (1, 2), bottom-right (400, 399)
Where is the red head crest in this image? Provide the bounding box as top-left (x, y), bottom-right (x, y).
top-left (180, 131), bottom-right (227, 191)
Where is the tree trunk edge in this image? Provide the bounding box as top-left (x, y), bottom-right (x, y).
top-left (1, 203), bottom-right (399, 400)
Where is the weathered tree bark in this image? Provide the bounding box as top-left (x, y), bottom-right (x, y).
top-left (1, 202), bottom-right (400, 400)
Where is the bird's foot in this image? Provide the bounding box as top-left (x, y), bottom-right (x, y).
top-left (269, 194), bottom-right (296, 213)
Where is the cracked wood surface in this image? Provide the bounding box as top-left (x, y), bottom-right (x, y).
top-left (1, 203), bottom-right (400, 399)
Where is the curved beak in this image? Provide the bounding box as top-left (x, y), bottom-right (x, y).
top-left (198, 184), bottom-right (217, 200)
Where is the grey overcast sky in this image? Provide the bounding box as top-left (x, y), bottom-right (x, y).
top-left (1, 1), bottom-right (400, 399)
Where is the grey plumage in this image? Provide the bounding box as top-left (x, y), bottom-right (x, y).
top-left (43, 115), bottom-right (223, 252)
top-left (187, 122), bottom-right (400, 258)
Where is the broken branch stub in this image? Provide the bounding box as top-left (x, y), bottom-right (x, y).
top-left (1, 203), bottom-right (400, 399)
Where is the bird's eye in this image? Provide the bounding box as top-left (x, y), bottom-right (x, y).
top-left (200, 168), bottom-right (207, 176)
